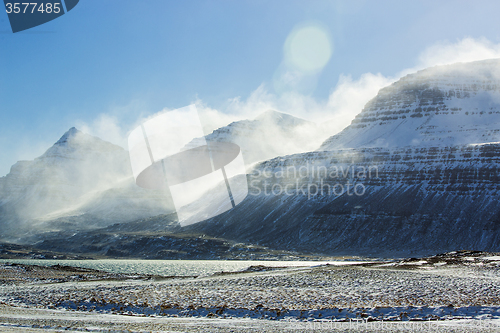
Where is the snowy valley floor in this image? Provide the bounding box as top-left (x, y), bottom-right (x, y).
top-left (0, 251), bottom-right (499, 332)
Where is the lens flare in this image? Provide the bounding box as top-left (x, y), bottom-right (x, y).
top-left (284, 25), bottom-right (332, 73)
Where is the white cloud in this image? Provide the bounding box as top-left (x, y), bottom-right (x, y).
top-left (402, 37), bottom-right (500, 76)
top-left (77, 114), bottom-right (125, 148)
top-left (324, 73), bottom-right (394, 132)
top-left (75, 99), bottom-right (152, 149)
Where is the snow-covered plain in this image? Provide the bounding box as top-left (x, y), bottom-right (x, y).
top-left (0, 252), bottom-right (499, 332)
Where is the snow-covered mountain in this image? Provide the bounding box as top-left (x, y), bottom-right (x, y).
top-left (177, 60), bottom-right (500, 256)
top-left (320, 59), bottom-right (500, 150)
top-left (4, 60), bottom-right (500, 258)
top-left (186, 110), bottom-right (319, 164)
top-left (0, 128), bottom-right (172, 240)
top-left (179, 143), bottom-right (500, 256)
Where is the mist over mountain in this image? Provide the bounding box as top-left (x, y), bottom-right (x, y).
top-left (187, 110), bottom-right (319, 165)
top-left (0, 111), bottom-right (318, 242)
top-left (320, 59), bottom-right (500, 150)
top-left (0, 128), bottom-right (172, 241)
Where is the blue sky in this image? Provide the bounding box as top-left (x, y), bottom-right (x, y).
top-left (2, 0), bottom-right (500, 176)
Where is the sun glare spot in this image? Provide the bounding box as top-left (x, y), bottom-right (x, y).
top-left (284, 24), bottom-right (333, 73)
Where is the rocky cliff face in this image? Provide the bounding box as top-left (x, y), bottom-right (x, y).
top-left (180, 143), bottom-right (500, 257)
top-left (320, 59), bottom-right (500, 150)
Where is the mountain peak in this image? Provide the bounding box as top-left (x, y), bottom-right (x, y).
top-left (40, 127), bottom-right (124, 160)
top-left (254, 110), bottom-right (313, 128)
top-left (55, 127), bottom-right (81, 146)
top-left (255, 110), bottom-right (287, 121)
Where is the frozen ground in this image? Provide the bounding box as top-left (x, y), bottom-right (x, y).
top-left (0, 251), bottom-right (499, 332)
top-left (0, 306), bottom-right (499, 332)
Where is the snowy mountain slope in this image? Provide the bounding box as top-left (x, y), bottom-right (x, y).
top-left (179, 142), bottom-right (500, 256)
top-left (23, 141), bottom-right (500, 256)
top-left (186, 110), bottom-right (320, 164)
top-left (0, 128), bottom-right (172, 239)
top-left (0, 127), bottom-right (129, 218)
top-left (320, 59), bottom-right (500, 150)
